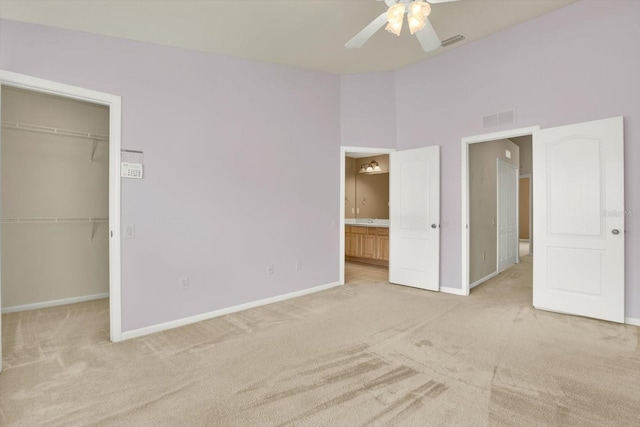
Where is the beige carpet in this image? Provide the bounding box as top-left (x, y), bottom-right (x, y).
top-left (2, 255), bottom-right (640, 426)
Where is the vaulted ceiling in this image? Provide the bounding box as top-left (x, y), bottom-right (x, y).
top-left (0, 0), bottom-right (578, 74)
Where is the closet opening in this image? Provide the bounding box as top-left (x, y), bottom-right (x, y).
top-left (0, 71), bottom-right (122, 373)
top-left (1, 85), bottom-right (110, 332)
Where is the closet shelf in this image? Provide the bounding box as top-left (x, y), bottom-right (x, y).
top-left (1, 217), bottom-right (108, 224)
top-left (1, 217), bottom-right (109, 240)
top-left (1, 121), bottom-right (109, 142)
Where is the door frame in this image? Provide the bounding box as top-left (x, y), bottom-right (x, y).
top-left (0, 70), bottom-right (123, 342)
top-left (339, 146), bottom-right (395, 285)
top-left (460, 126), bottom-right (539, 295)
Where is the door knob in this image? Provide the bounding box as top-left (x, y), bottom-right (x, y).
top-left (431, 224), bottom-right (437, 229)
top-left (612, 229), bottom-right (620, 235)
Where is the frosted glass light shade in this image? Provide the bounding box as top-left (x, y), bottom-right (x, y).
top-left (387, 3), bottom-right (406, 22)
top-left (385, 3), bottom-right (405, 36)
top-left (385, 20), bottom-right (403, 36)
top-left (408, 15), bottom-right (426, 35)
top-left (410, 1), bottom-right (431, 20)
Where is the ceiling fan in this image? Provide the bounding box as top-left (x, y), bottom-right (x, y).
top-left (345, 0), bottom-right (459, 52)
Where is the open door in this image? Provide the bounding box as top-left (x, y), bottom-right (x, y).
top-left (389, 146), bottom-right (440, 291)
top-left (533, 116), bottom-right (624, 323)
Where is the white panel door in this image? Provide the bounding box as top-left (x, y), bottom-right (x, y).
top-left (497, 159), bottom-right (519, 272)
top-left (390, 146), bottom-right (440, 291)
top-left (533, 117), bottom-right (624, 323)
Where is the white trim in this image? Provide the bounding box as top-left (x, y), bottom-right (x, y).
top-left (2, 293), bottom-right (109, 314)
top-left (440, 286), bottom-right (468, 296)
top-left (122, 281), bottom-right (341, 340)
top-left (339, 146), bottom-right (395, 285)
top-left (0, 70), bottom-right (123, 342)
top-left (470, 271), bottom-right (498, 289)
top-left (625, 317), bottom-right (640, 327)
top-left (461, 126), bottom-right (540, 296)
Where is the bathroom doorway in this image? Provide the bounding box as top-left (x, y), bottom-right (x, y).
top-left (339, 146), bottom-right (394, 285)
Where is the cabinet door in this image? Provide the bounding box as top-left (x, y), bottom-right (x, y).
top-left (361, 235), bottom-right (376, 259)
top-left (345, 233), bottom-right (357, 256)
top-left (377, 236), bottom-right (389, 261)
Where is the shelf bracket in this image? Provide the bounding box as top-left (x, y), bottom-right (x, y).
top-left (91, 221), bottom-right (99, 240)
top-left (91, 139), bottom-right (98, 162)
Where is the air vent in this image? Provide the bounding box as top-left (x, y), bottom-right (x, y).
top-left (441, 34), bottom-right (466, 47)
top-left (483, 110), bottom-right (516, 129)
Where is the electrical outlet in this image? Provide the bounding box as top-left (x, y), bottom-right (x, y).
top-left (267, 264), bottom-right (274, 275)
top-left (296, 260), bottom-right (302, 271)
top-left (179, 276), bottom-right (189, 290)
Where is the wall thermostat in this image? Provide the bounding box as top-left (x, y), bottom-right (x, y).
top-left (121, 162), bottom-right (143, 179)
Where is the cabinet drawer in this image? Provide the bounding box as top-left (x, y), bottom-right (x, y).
top-left (345, 226), bottom-right (351, 233)
top-left (367, 228), bottom-right (377, 235)
top-left (376, 228), bottom-right (389, 236)
top-left (351, 226), bottom-right (368, 234)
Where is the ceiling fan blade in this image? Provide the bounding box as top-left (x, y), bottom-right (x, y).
top-left (345, 12), bottom-right (388, 49)
top-left (376, 0), bottom-right (397, 6)
top-left (415, 17), bottom-right (441, 52)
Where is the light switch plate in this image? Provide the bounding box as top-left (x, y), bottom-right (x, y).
top-left (125, 224), bottom-right (135, 239)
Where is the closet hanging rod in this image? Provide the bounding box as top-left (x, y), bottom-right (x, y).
top-left (1, 121), bottom-right (109, 142)
top-left (1, 217), bottom-right (108, 224)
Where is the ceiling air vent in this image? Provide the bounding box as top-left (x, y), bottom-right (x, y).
top-left (483, 110), bottom-right (516, 129)
top-left (441, 34), bottom-right (466, 47)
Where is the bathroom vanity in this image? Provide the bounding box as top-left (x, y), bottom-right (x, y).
top-left (345, 219), bottom-right (389, 266)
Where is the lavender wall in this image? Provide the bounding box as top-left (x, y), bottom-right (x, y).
top-left (0, 19), bottom-right (341, 331)
top-left (395, 0), bottom-right (640, 317)
top-left (340, 72), bottom-right (396, 149)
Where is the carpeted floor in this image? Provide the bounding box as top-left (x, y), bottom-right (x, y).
top-left (1, 254), bottom-right (639, 426)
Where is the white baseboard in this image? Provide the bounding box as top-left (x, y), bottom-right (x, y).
top-left (625, 317), bottom-right (640, 327)
top-left (2, 292), bottom-right (109, 314)
top-left (122, 281), bottom-right (342, 341)
top-left (440, 286), bottom-right (468, 296)
top-left (470, 271), bottom-right (498, 289)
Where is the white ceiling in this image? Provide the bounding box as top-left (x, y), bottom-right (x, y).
top-left (0, 0), bottom-right (578, 74)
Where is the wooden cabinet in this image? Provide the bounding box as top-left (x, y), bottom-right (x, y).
top-left (377, 236), bottom-right (389, 261)
top-left (345, 229), bottom-right (358, 257)
top-left (361, 235), bottom-right (376, 258)
top-left (345, 226), bottom-right (389, 265)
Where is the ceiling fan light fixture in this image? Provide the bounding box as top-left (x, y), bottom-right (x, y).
top-left (386, 3), bottom-right (405, 35)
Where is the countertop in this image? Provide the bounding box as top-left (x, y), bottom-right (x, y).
top-left (345, 219), bottom-right (389, 228)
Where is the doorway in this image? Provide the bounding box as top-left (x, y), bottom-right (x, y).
top-left (340, 146), bottom-right (394, 285)
top-left (0, 70), bottom-right (122, 372)
top-left (461, 126), bottom-right (538, 294)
